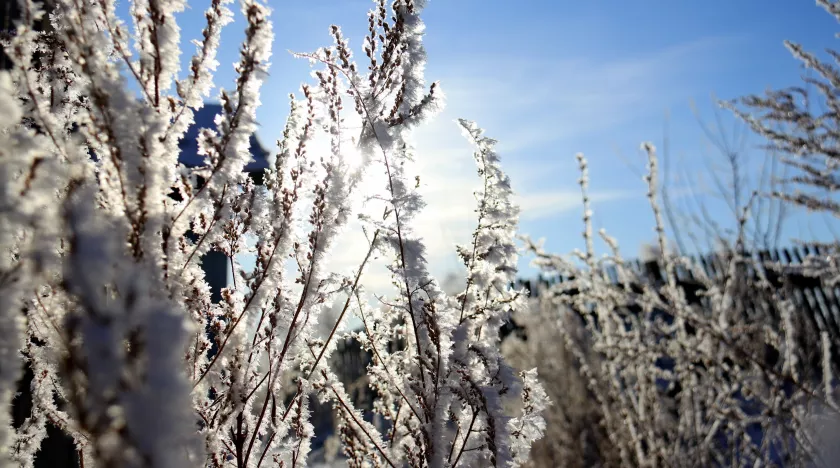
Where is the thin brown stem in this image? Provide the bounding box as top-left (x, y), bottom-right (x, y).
top-left (450, 409), bottom-right (478, 467)
top-left (306, 229), bottom-right (379, 380)
top-left (329, 383), bottom-right (397, 468)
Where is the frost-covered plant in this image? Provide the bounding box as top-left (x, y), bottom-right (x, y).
top-left (523, 144), bottom-right (840, 467)
top-left (0, 0), bottom-right (546, 466)
top-left (726, 0), bottom-right (840, 283)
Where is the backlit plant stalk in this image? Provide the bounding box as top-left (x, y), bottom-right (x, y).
top-left (0, 0), bottom-right (547, 466)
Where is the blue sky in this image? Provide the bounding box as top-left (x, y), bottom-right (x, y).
top-left (121, 0), bottom-right (840, 286)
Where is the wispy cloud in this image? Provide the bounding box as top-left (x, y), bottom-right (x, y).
top-left (426, 35), bottom-right (743, 154)
top-left (517, 190), bottom-right (632, 221)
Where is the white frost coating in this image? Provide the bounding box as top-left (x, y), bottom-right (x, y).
top-left (450, 118), bottom-right (540, 467)
top-left (0, 71), bottom-right (29, 464)
top-left (0, 0), bottom-right (548, 465)
top-left (507, 369), bottom-right (549, 466)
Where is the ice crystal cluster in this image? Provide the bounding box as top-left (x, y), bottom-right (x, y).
top-left (0, 0), bottom-right (547, 466)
